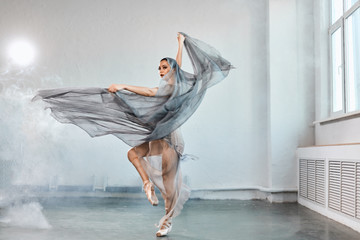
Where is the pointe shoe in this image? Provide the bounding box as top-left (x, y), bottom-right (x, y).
top-left (143, 180), bottom-right (159, 206)
top-left (156, 219), bottom-right (172, 237)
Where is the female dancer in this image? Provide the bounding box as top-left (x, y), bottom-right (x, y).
top-left (34, 32), bottom-right (232, 237)
top-left (108, 33), bottom-right (186, 236)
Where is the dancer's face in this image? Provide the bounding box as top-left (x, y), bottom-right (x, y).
top-left (158, 60), bottom-right (170, 78)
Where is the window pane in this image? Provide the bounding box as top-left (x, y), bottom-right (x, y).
top-left (332, 0), bottom-right (344, 23)
top-left (346, 8), bottom-right (360, 112)
top-left (332, 28), bottom-right (344, 112)
top-left (345, 0), bottom-right (358, 11)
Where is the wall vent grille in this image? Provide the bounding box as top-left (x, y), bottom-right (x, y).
top-left (299, 159), bottom-right (325, 205)
top-left (329, 161), bottom-right (341, 211)
top-left (299, 159), bottom-right (307, 198)
top-left (298, 149), bottom-right (360, 231)
top-left (356, 163), bottom-right (360, 219)
top-left (316, 160), bottom-right (325, 205)
top-left (328, 161), bottom-right (360, 219)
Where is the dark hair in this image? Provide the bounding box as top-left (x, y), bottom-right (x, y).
top-left (160, 57), bottom-right (177, 69)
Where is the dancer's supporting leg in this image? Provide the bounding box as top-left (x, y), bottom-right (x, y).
top-left (127, 142), bottom-right (158, 206)
top-left (156, 142), bottom-right (179, 236)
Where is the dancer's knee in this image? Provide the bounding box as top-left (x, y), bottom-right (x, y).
top-left (127, 148), bottom-right (137, 162)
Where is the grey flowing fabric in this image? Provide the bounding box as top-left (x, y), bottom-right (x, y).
top-left (33, 32), bottom-right (232, 227)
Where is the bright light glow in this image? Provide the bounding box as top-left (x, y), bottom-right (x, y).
top-left (8, 40), bottom-right (36, 66)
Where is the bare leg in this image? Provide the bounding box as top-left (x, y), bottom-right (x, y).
top-left (161, 143), bottom-right (179, 217)
top-left (145, 139), bottom-right (178, 214)
top-left (127, 142), bottom-right (150, 183)
top-left (128, 142), bottom-right (159, 206)
top-left (156, 142), bottom-right (179, 236)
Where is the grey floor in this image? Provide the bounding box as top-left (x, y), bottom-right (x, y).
top-left (1, 197), bottom-right (360, 240)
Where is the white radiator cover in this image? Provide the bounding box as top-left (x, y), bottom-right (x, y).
top-left (297, 145), bottom-right (360, 233)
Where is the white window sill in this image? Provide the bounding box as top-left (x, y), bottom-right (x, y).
top-left (313, 110), bottom-right (360, 125)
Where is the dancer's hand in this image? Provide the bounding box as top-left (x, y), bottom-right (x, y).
top-left (177, 33), bottom-right (185, 44)
top-left (108, 84), bottom-right (126, 93)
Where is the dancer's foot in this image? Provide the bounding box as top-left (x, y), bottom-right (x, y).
top-left (156, 219), bottom-right (172, 237)
top-left (143, 180), bottom-right (158, 206)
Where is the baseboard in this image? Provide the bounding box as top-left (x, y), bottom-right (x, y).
top-left (3, 185), bottom-right (298, 203)
top-left (190, 188), bottom-right (298, 203)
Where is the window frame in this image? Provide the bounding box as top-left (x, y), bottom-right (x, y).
top-left (329, 21), bottom-right (345, 116)
top-left (329, 0), bottom-right (360, 116)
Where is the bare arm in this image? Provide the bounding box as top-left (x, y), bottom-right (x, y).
top-left (108, 84), bottom-right (158, 97)
top-left (109, 34), bottom-right (184, 96)
top-left (176, 33), bottom-right (185, 67)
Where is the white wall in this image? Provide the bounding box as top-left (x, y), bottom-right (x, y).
top-left (0, 0), bottom-right (315, 193)
top-left (267, 0), bottom-right (315, 190)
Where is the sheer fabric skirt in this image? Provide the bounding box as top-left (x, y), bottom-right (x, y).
top-left (135, 129), bottom-right (190, 227)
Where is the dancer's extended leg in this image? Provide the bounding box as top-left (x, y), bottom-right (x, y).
top-left (127, 142), bottom-right (158, 206)
top-left (127, 143), bottom-right (149, 183)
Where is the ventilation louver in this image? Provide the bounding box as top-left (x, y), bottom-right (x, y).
top-left (328, 161), bottom-right (360, 219)
top-left (299, 159), bottom-right (325, 205)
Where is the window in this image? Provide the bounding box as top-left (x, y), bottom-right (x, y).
top-left (330, 0), bottom-right (360, 114)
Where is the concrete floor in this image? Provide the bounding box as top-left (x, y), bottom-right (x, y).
top-left (1, 198), bottom-right (360, 240)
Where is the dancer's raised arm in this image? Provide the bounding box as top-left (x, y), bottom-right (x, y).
top-left (108, 33), bottom-right (185, 96)
top-left (176, 33), bottom-right (185, 67)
